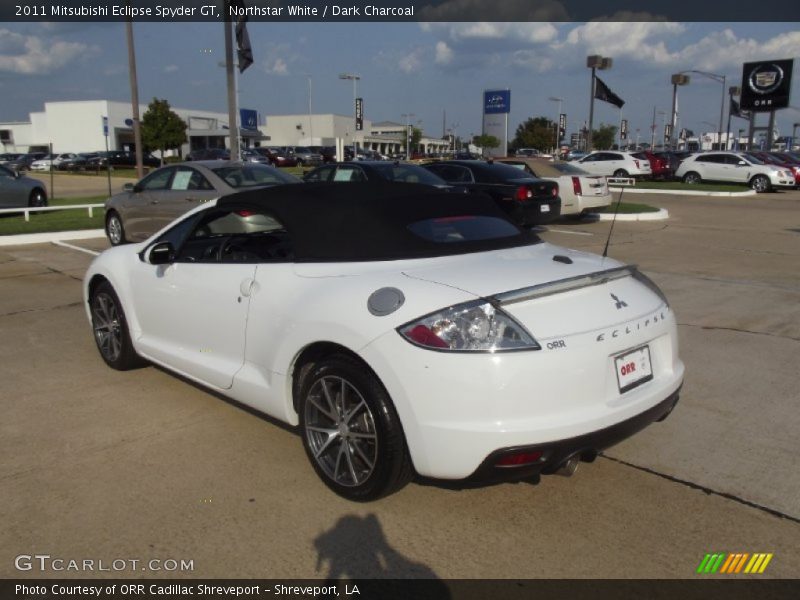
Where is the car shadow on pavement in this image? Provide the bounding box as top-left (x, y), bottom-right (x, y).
top-left (314, 513), bottom-right (451, 597)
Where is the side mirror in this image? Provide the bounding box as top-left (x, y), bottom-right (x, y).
top-left (738, 160), bottom-right (747, 166)
top-left (123, 182), bottom-right (134, 192)
top-left (147, 241), bottom-right (175, 265)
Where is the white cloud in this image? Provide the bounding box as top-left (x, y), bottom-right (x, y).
top-left (164, 64), bottom-right (179, 73)
top-left (560, 22), bottom-right (685, 64)
top-left (435, 41), bottom-right (453, 65)
top-left (0, 28), bottom-right (97, 75)
top-left (511, 50), bottom-right (554, 73)
top-left (399, 47), bottom-right (425, 74)
top-left (264, 57), bottom-right (288, 75)
top-left (674, 29), bottom-right (800, 71)
top-left (423, 22), bottom-right (559, 45)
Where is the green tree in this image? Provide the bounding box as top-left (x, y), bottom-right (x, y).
top-left (140, 98), bottom-right (188, 165)
top-left (400, 127), bottom-right (422, 155)
top-left (512, 117), bottom-right (556, 152)
top-left (472, 134), bottom-right (500, 156)
top-left (592, 124), bottom-right (618, 150)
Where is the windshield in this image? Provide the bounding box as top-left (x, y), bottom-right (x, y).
top-left (743, 154), bottom-right (765, 165)
top-left (408, 215), bottom-right (520, 243)
top-left (212, 164), bottom-right (302, 188)
top-left (372, 163), bottom-right (448, 185)
top-left (484, 162), bottom-right (542, 182)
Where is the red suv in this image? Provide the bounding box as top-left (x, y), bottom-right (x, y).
top-left (632, 151), bottom-right (672, 180)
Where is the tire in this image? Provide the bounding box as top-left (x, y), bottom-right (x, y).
top-left (89, 281), bottom-right (146, 371)
top-left (613, 169), bottom-right (629, 178)
top-left (28, 188), bottom-right (47, 208)
top-left (750, 174), bottom-right (771, 193)
top-left (299, 354), bottom-right (413, 501)
top-left (683, 171), bottom-right (701, 184)
top-left (105, 211), bottom-right (126, 246)
top-left (296, 158), bottom-right (304, 166)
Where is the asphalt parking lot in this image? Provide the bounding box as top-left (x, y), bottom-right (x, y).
top-left (1, 189), bottom-right (799, 579)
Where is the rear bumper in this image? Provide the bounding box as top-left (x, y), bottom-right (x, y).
top-left (513, 198), bottom-right (561, 226)
top-left (467, 385), bottom-right (681, 483)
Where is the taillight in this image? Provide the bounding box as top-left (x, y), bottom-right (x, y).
top-left (634, 160), bottom-right (640, 168)
top-left (551, 185), bottom-right (558, 197)
top-left (495, 451), bottom-right (544, 467)
top-left (515, 186), bottom-right (533, 202)
top-left (571, 176), bottom-right (582, 196)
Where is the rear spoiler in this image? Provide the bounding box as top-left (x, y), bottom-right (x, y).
top-left (491, 266), bottom-right (635, 306)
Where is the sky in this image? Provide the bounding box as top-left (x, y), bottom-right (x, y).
top-left (1, 21), bottom-right (799, 145)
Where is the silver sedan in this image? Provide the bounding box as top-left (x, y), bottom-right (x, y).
top-left (0, 164), bottom-right (48, 209)
top-left (104, 161), bottom-right (301, 245)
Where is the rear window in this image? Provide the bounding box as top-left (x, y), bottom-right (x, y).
top-left (212, 164), bottom-right (300, 188)
top-left (372, 164), bottom-right (446, 185)
top-left (407, 215), bottom-right (520, 244)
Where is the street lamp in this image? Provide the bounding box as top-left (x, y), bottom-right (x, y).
top-left (401, 113), bottom-right (415, 160)
top-left (669, 73), bottom-right (690, 150)
top-left (586, 55), bottom-right (612, 151)
top-left (682, 69), bottom-right (726, 150)
top-left (339, 72), bottom-right (360, 159)
top-left (548, 96), bottom-right (563, 153)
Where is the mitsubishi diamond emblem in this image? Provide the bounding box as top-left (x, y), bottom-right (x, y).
top-left (611, 293), bottom-right (627, 309)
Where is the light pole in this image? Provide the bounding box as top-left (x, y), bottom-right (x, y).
top-left (669, 73), bottom-right (690, 151)
top-left (401, 113), bottom-right (415, 160)
top-left (586, 55), bottom-right (612, 151)
top-left (305, 73), bottom-right (313, 144)
top-left (682, 69), bottom-right (726, 150)
top-left (548, 96), bottom-right (563, 153)
top-left (339, 73), bottom-right (360, 159)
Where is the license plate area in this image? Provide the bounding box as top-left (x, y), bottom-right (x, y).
top-left (615, 345), bottom-right (653, 393)
top-left (541, 204), bottom-right (550, 213)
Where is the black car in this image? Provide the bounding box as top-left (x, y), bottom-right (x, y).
top-left (422, 160), bottom-right (560, 226)
top-left (88, 151), bottom-right (160, 169)
top-left (59, 152), bottom-right (100, 171)
top-left (186, 148), bottom-right (230, 161)
top-left (303, 161), bottom-right (463, 192)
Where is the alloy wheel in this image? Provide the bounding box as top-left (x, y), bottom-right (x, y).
top-left (304, 375), bottom-right (379, 487)
top-left (107, 215), bottom-right (123, 245)
top-left (92, 293), bottom-right (123, 363)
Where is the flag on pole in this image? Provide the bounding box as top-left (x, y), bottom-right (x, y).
top-left (594, 76), bottom-right (625, 108)
top-left (228, 0), bottom-right (253, 73)
top-left (729, 96), bottom-right (750, 120)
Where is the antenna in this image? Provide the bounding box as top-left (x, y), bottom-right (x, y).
top-left (602, 185), bottom-right (625, 258)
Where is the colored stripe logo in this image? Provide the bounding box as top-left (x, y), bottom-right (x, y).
top-left (696, 553), bottom-right (773, 574)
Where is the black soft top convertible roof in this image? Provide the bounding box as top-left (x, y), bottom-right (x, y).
top-left (217, 182), bottom-right (541, 262)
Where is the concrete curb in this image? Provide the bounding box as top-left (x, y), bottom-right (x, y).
top-left (590, 208), bottom-right (669, 221)
top-left (609, 186), bottom-right (757, 197)
top-left (0, 229), bottom-right (105, 247)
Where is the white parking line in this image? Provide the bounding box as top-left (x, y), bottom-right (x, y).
top-left (52, 240), bottom-right (100, 256)
top-left (546, 228), bottom-right (594, 236)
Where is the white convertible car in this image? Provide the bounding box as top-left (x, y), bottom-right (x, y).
top-left (84, 182), bottom-right (684, 501)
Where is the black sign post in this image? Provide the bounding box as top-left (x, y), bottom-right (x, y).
top-left (740, 59), bottom-right (793, 149)
top-left (355, 97), bottom-right (363, 131)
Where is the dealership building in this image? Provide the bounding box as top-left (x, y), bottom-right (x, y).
top-left (0, 100), bottom-right (449, 157)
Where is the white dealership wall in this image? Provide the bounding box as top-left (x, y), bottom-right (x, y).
top-left (0, 100), bottom-right (230, 155)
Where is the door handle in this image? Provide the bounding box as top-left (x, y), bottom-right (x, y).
top-left (150, 199), bottom-right (159, 205)
top-left (185, 197), bottom-right (196, 202)
top-left (239, 278), bottom-right (255, 297)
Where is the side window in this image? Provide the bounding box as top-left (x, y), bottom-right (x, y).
top-left (305, 166), bottom-right (334, 182)
top-left (171, 167), bottom-right (213, 191)
top-left (723, 154), bottom-right (743, 165)
top-left (139, 168), bottom-right (174, 191)
top-left (176, 207), bottom-right (292, 264)
top-left (334, 166), bottom-right (366, 182)
top-left (426, 165), bottom-right (473, 183)
top-left (581, 154), bottom-right (597, 162)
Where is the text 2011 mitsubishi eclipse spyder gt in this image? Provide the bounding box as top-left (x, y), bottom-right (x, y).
top-left (84, 182), bottom-right (684, 501)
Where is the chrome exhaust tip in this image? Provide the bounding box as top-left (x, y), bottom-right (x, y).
top-left (556, 456), bottom-right (580, 477)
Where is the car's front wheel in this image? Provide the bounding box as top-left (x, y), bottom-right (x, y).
top-left (105, 211), bottom-right (126, 246)
top-left (90, 281), bottom-right (146, 371)
top-left (750, 174), bottom-right (771, 193)
top-left (683, 171), bottom-right (702, 184)
top-left (299, 355), bottom-right (413, 501)
top-left (28, 188), bottom-right (47, 208)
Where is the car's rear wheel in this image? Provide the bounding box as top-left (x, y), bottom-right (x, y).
top-left (105, 211), bottom-right (126, 246)
top-left (90, 281), bottom-right (146, 371)
top-left (299, 355), bottom-right (413, 501)
top-left (683, 171), bottom-right (701, 184)
top-left (28, 188), bottom-right (47, 208)
top-left (750, 174), bottom-right (771, 193)
top-left (613, 169), bottom-right (629, 178)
